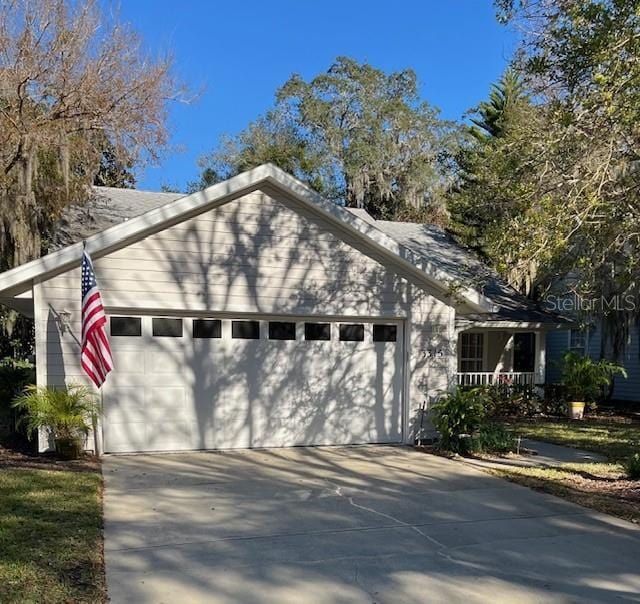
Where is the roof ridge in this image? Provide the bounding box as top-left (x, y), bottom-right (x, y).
top-left (91, 185), bottom-right (183, 196)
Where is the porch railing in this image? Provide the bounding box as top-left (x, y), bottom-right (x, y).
top-left (455, 372), bottom-right (537, 387)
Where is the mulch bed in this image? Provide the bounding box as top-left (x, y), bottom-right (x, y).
top-left (494, 468), bottom-right (640, 524)
top-left (0, 444), bottom-right (100, 473)
top-left (557, 470), bottom-right (640, 505)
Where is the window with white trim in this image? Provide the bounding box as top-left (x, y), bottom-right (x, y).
top-left (460, 333), bottom-right (484, 372)
top-left (569, 328), bottom-right (587, 354)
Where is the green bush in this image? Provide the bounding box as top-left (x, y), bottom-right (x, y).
top-left (471, 423), bottom-right (517, 454)
top-left (432, 387), bottom-right (488, 453)
top-left (12, 384), bottom-right (100, 458)
top-left (540, 383), bottom-right (568, 416)
top-left (626, 453), bottom-right (640, 480)
top-left (0, 358), bottom-right (35, 439)
top-left (559, 351), bottom-right (627, 402)
top-left (479, 383), bottom-right (543, 418)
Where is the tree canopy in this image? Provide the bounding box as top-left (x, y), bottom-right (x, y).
top-left (0, 0), bottom-right (182, 270)
top-left (446, 0), bottom-right (640, 357)
top-left (197, 57), bottom-right (459, 222)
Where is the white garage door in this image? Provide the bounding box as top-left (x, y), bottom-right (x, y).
top-left (102, 314), bottom-right (404, 453)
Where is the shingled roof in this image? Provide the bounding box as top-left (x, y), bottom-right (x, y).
top-left (49, 185), bottom-right (567, 326)
top-left (51, 187), bottom-right (183, 250)
top-left (368, 219), bottom-right (567, 325)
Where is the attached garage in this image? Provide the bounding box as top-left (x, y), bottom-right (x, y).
top-left (103, 315), bottom-right (404, 452)
top-left (0, 164), bottom-right (504, 454)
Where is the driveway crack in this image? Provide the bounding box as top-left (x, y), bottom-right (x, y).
top-left (329, 481), bottom-right (448, 549)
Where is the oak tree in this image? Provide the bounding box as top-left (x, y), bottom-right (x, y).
top-left (198, 57), bottom-right (459, 222)
top-left (0, 0), bottom-right (181, 269)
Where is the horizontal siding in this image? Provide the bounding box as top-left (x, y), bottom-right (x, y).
top-left (37, 189), bottom-right (418, 369)
top-left (39, 191), bottom-right (412, 315)
top-left (545, 330), bottom-right (567, 384)
top-left (37, 187), bottom-right (457, 444)
top-left (105, 246), bottom-right (366, 264)
top-left (610, 327), bottom-right (640, 401)
top-left (408, 285), bottom-right (454, 441)
top-left (546, 324), bottom-right (639, 402)
top-left (41, 283), bottom-right (405, 303)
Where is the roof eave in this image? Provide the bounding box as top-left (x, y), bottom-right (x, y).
top-left (0, 164), bottom-right (495, 312)
top-left (456, 318), bottom-right (574, 331)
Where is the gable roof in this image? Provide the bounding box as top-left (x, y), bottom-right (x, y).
top-left (48, 187), bottom-right (565, 325)
top-left (0, 164), bottom-right (497, 312)
top-left (51, 187), bottom-right (182, 250)
top-left (368, 219), bottom-right (568, 325)
top-left (0, 164), bottom-right (569, 327)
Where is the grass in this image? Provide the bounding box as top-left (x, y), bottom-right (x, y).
top-left (0, 465), bottom-right (105, 603)
top-left (505, 419), bottom-right (640, 462)
top-left (491, 418), bottom-right (640, 524)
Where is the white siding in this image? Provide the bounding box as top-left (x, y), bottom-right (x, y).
top-left (35, 188), bottom-right (455, 445)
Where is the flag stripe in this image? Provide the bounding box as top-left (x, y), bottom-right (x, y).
top-left (87, 333), bottom-right (111, 373)
top-left (81, 360), bottom-right (101, 388)
top-left (82, 290), bottom-right (101, 311)
top-left (81, 251), bottom-right (113, 388)
top-left (82, 306), bottom-right (105, 339)
top-left (96, 329), bottom-right (114, 368)
top-left (82, 349), bottom-right (105, 382)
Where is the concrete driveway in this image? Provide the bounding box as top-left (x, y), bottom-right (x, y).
top-left (103, 446), bottom-right (640, 603)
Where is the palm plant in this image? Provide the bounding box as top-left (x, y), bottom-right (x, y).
top-left (12, 384), bottom-right (100, 458)
top-left (559, 351), bottom-right (627, 402)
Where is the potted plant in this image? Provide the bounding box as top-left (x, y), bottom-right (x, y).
top-left (559, 351), bottom-right (627, 419)
top-left (12, 384), bottom-right (100, 459)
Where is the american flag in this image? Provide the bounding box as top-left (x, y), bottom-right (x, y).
top-left (81, 250), bottom-right (113, 388)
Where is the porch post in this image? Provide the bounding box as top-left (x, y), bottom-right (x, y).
top-left (496, 333), bottom-right (515, 373)
top-left (534, 331), bottom-right (546, 385)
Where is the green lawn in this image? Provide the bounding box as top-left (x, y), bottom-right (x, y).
top-left (506, 419), bottom-right (640, 462)
top-left (492, 419), bottom-right (640, 524)
top-left (0, 466), bottom-right (105, 603)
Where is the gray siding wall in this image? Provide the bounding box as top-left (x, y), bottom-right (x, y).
top-left (546, 325), bottom-right (638, 401)
top-left (35, 189), bottom-right (455, 443)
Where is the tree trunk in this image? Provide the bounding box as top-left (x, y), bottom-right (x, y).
top-left (0, 195), bottom-right (40, 270)
top-left (1, 149), bottom-right (41, 271)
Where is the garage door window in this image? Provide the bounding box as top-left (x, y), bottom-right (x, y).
top-left (110, 316), bottom-right (141, 337)
top-left (193, 319), bottom-right (222, 339)
top-left (232, 320), bottom-right (260, 339)
top-left (152, 318), bottom-right (183, 337)
top-left (373, 324), bottom-right (397, 342)
top-left (304, 322), bottom-right (330, 341)
top-left (269, 321), bottom-right (296, 340)
top-left (340, 324), bottom-right (364, 342)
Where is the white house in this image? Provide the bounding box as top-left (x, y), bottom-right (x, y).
top-left (0, 164), bottom-right (568, 454)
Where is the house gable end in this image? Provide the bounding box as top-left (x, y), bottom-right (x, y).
top-left (0, 164), bottom-right (493, 312)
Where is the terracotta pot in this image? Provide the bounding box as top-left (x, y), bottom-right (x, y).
top-left (568, 401), bottom-right (585, 420)
top-left (54, 437), bottom-right (83, 459)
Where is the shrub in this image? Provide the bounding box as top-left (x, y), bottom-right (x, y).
top-left (481, 383), bottom-right (543, 418)
top-left (471, 423), bottom-right (518, 454)
top-left (0, 358), bottom-right (35, 440)
top-left (559, 351), bottom-right (627, 402)
top-left (432, 387), bottom-right (488, 453)
top-left (626, 453), bottom-right (640, 480)
top-left (540, 383), bottom-right (567, 416)
top-left (12, 384), bottom-right (100, 458)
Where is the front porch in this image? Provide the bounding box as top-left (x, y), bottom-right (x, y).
top-left (455, 328), bottom-right (546, 388)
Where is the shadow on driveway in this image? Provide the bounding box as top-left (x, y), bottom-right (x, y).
top-left (103, 445), bottom-right (640, 603)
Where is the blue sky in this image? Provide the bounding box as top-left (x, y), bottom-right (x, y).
top-left (116, 1), bottom-right (519, 191)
